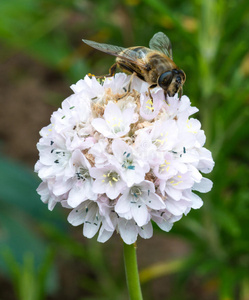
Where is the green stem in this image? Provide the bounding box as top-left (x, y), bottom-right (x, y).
top-left (123, 242), bottom-right (143, 300)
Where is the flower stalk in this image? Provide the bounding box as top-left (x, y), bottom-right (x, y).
top-left (123, 242), bottom-right (143, 300)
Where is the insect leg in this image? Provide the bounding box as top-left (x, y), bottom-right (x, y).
top-left (116, 72), bottom-right (137, 100)
top-left (109, 63), bottom-right (117, 76)
top-left (179, 86), bottom-right (183, 100)
top-left (164, 91), bottom-right (168, 103)
top-left (148, 84), bottom-right (157, 101)
top-left (127, 72), bottom-right (137, 92)
top-left (93, 63), bottom-right (118, 80)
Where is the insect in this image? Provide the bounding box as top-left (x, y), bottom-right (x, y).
top-left (82, 32), bottom-right (186, 99)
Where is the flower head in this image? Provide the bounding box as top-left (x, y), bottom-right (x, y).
top-left (35, 73), bottom-right (214, 244)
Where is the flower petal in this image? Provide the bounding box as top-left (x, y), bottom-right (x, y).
top-left (131, 203), bottom-right (149, 227)
top-left (193, 177), bottom-right (213, 193)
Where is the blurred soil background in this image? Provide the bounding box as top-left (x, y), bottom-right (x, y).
top-left (0, 0), bottom-right (249, 299)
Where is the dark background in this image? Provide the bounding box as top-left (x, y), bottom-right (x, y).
top-left (0, 0), bottom-right (249, 299)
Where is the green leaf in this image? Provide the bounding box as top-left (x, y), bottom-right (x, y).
top-left (0, 154), bottom-right (65, 225)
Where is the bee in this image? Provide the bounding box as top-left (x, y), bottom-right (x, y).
top-left (82, 32), bottom-right (186, 99)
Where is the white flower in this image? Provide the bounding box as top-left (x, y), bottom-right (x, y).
top-left (139, 88), bottom-right (165, 121)
top-left (37, 181), bottom-right (60, 211)
top-left (153, 151), bottom-right (187, 180)
top-left (68, 200), bottom-right (102, 239)
top-left (88, 138), bottom-right (109, 167)
top-left (151, 209), bottom-right (181, 232)
top-left (117, 218), bottom-right (153, 245)
top-left (150, 120), bottom-right (178, 151)
top-left (115, 181), bottom-right (166, 226)
top-left (134, 130), bottom-right (160, 166)
top-left (70, 75), bottom-right (105, 99)
top-left (35, 133), bottom-right (74, 181)
top-left (99, 208), bottom-right (154, 244)
top-left (166, 95), bottom-right (199, 122)
top-left (90, 165), bottom-right (126, 199)
top-left (159, 172), bottom-right (195, 199)
top-left (109, 139), bottom-right (149, 187)
top-left (197, 148), bottom-right (215, 173)
top-left (35, 73), bottom-right (214, 244)
top-left (103, 73), bottom-right (130, 94)
top-left (66, 149), bottom-right (97, 208)
top-left (51, 93), bottom-right (92, 135)
top-left (92, 102), bottom-right (136, 138)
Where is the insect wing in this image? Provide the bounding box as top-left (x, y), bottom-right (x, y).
top-left (83, 39), bottom-right (126, 57)
top-left (82, 39), bottom-right (148, 69)
top-left (149, 32), bottom-right (173, 60)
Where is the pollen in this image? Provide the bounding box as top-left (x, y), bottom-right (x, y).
top-left (156, 139), bottom-right (164, 144)
top-left (110, 117), bottom-right (122, 128)
top-left (146, 99), bottom-right (153, 105)
top-left (170, 180), bottom-right (183, 186)
top-left (160, 159), bottom-right (170, 171)
top-left (186, 120), bottom-right (197, 133)
top-left (130, 186), bottom-right (142, 200)
top-left (105, 171), bottom-right (120, 185)
top-left (146, 105), bottom-right (154, 111)
top-left (155, 132), bottom-right (169, 146)
top-left (160, 160), bottom-right (171, 172)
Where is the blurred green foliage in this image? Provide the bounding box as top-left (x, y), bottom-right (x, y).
top-left (0, 155), bottom-right (61, 298)
top-left (0, 0), bottom-right (249, 299)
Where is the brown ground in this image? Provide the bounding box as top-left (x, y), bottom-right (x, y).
top-left (0, 52), bottom-right (69, 166)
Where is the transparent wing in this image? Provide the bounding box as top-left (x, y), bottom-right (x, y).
top-left (149, 32), bottom-right (173, 60)
top-left (82, 39), bottom-right (148, 69)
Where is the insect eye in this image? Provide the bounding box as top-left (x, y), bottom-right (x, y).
top-left (158, 71), bottom-right (173, 89)
top-left (176, 75), bottom-right (181, 84)
top-left (178, 69), bottom-right (186, 81)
